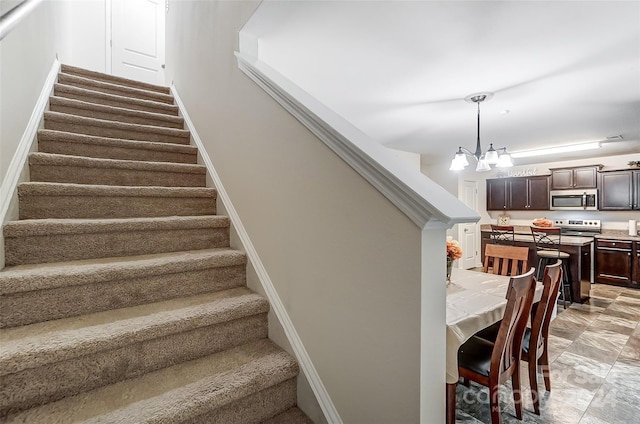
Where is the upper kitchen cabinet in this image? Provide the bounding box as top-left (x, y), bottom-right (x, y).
top-left (508, 175), bottom-right (550, 210)
top-left (487, 175), bottom-right (550, 211)
top-left (487, 178), bottom-right (508, 210)
top-left (599, 169), bottom-right (640, 210)
top-left (549, 165), bottom-right (602, 190)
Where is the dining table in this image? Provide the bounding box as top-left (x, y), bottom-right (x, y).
top-left (445, 267), bottom-right (544, 424)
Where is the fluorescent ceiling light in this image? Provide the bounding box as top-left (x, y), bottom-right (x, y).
top-left (510, 142), bottom-right (601, 159)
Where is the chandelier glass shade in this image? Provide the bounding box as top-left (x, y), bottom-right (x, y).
top-left (449, 93), bottom-right (513, 172)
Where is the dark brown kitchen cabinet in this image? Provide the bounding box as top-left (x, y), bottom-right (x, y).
top-left (550, 165), bottom-right (601, 190)
top-left (508, 176), bottom-right (550, 210)
top-left (486, 178), bottom-right (508, 210)
top-left (487, 176), bottom-right (550, 211)
top-left (595, 239), bottom-right (633, 286)
top-left (599, 170), bottom-right (640, 210)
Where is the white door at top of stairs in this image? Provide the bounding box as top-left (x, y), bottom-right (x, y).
top-left (460, 179), bottom-right (479, 270)
top-left (111, 0), bottom-right (166, 85)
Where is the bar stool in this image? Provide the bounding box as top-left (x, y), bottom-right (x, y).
top-left (530, 226), bottom-right (571, 308)
top-left (490, 225), bottom-right (515, 245)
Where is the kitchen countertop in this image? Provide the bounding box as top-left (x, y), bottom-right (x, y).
top-left (481, 224), bottom-right (640, 243)
top-left (595, 231), bottom-right (640, 242)
top-left (480, 225), bottom-right (594, 246)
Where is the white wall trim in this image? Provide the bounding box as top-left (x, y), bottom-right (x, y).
top-left (171, 86), bottom-right (343, 424)
top-left (0, 58), bottom-right (59, 224)
top-left (235, 53), bottom-right (480, 230)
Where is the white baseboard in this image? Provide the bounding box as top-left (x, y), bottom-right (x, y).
top-left (0, 58), bottom-right (60, 224)
top-left (171, 86), bottom-right (341, 424)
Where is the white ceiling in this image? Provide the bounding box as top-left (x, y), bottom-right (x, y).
top-left (245, 0), bottom-right (640, 166)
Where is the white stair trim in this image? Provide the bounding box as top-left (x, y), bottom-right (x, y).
top-left (1, 58), bottom-right (60, 225)
top-left (171, 86), bottom-right (342, 424)
top-left (235, 52), bottom-right (479, 230)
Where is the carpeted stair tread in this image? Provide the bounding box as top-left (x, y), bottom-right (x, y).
top-left (18, 182), bottom-right (214, 198)
top-left (0, 291), bottom-right (270, 416)
top-left (3, 215), bottom-right (230, 265)
top-left (44, 111), bottom-right (191, 144)
top-left (262, 407), bottom-right (315, 424)
top-left (18, 182), bottom-right (217, 219)
top-left (37, 129), bottom-right (197, 163)
top-left (29, 152), bottom-right (204, 174)
top-left (3, 339), bottom-right (298, 423)
top-left (0, 248), bottom-right (244, 295)
top-left (29, 152), bottom-right (206, 187)
top-left (61, 64), bottom-right (171, 94)
top-left (4, 215), bottom-right (229, 237)
top-left (54, 83), bottom-right (179, 116)
top-left (58, 73), bottom-right (174, 104)
top-left (0, 287), bottom-right (268, 373)
top-left (0, 248), bottom-right (247, 327)
top-left (49, 96), bottom-right (184, 129)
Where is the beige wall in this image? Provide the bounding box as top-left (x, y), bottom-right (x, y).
top-left (0, 0), bottom-right (107, 268)
top-left (0, 1), bottom-right (68, 268)
top-left (165, 2), bottom-right (427, 422)
top-left (1, 1), bottom-right (66, 191)
top-left (1, 0), bottom-right (106, 192)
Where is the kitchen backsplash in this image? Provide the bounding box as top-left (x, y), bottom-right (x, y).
top-left (487, 214), bottom-right (639, 234)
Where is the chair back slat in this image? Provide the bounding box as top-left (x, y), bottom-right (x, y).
top-left (484, 244), bottom-right (529, 276)
top-left (531, 260), bottom-right (563, 354)
top-left (492, 268), bottom-right (536, 379)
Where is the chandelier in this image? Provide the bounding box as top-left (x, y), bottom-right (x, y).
top-left (449, 92), bottom-right (513, 172)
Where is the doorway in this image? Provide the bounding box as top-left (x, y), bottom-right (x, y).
top-left (459, 180), bottom-right (479, 269)
top-left (107, 0), bottom-right (166, 85)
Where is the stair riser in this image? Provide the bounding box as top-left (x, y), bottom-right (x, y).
top-left (191, 379), bottom-right (297, 424)
top-left (58, 74), bottom-right (174, 104)
top-left (0, 265), bottom-right (246, 328)
top-left (49, 103), bottom-right (184, 129)
top-left (44, 119), bottom-right (190, 145)
top-left (38, 138), bottom-right (197, 164)
top-left (0, 315), bottom-right (268, 416)
top-left (54, 86), bottom-right (178, 116)
top-left (61, 65), bottom-right (171, 95)
top-left (4, 227), bottom-right (230, 265)
top-left (19, 195), bottom-right (216, 219)
top-left (30, 163), bottom-right (206, 187)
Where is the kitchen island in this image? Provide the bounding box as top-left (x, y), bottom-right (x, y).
top-left (480, 226), bottom-right (593, 303)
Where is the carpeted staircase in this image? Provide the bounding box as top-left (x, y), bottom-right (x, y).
top-left (0, 64), bottom-right (313, 423)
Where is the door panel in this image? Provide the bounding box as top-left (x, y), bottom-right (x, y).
top-left (600, 171), bottom-right (633, 210)
top-left (508, 178), bottom-right (527, 210)
top-left (112, 0), bottom-right (165, 85)
top-left (527, 176), bottom-right (550, 210)
top-left (486, 179), bottom-right (507, 211)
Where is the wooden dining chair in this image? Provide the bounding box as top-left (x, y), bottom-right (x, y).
top-left (475, 260), bottom-right (563, 415)
top-left (490, 225), bottom-right (515, 245)
top-left (457, 268), bottom-right (537, 424)
top-left (483, 244), bottom-right (529, 276)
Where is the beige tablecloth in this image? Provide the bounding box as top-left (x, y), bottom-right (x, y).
top-left (445, 268), bottom-right (543, 384)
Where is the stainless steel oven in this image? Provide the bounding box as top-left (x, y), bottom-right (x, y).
top-left (553, 219), bottom-right (601, 291)
top-left (550, 189), bottom-right (598, 211)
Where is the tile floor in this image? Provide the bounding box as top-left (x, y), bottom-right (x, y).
top-left (455, 283), bottom-right (640, 424)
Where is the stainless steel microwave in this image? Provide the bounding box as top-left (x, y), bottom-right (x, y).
top-left (550, 189), bottom-right (598, 211)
